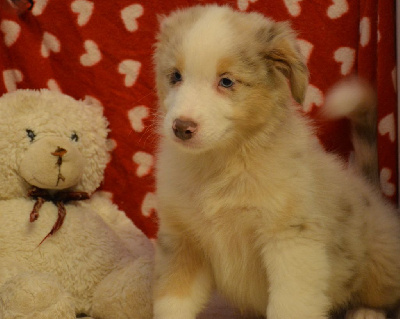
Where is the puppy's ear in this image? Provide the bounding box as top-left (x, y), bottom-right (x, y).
top-left (260, 22), bottom-right (309, 105)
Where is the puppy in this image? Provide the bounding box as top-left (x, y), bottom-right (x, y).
top-left (152, 5), bottom-right (400, 319)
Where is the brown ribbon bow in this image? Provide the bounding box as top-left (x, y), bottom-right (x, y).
top-left (28, 187), bottom-right (89, 245)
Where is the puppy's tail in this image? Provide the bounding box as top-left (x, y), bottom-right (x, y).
top-left (323, 78), bottom-right (379, 186)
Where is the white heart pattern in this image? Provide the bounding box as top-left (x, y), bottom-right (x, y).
top-left (141, 192), bottom-right (157, 217)
top-left (283, 0), bottom-right (303, 17)
top-left (237, 0), bottom-right (258, 11)
top-left (3, 69), bottom-right (23, 92)
top-left (71, 0), bottom-right (94, 27)
top-left (380, 168), bottom-right (396, 197)
top-left (297, 39), bottom-right (314, 63)
top-left (31, 0), bottom-right (49, 16)
top-left (1, 20), bottom-right (21, 47)
top-left (327, 0), bottom-right (349, 19)
top-left (80, 40), bottom-right (102, 66)
top-left (41, 32), bottom-right (61, 58)
top-left (334, 47), bottom-right (355, 75)
top-left (118, 60), bottom-right (141, 87)
top-left (303, 84), bottom-right (324, 113)
top-left (378, 113), bottom-right (395, 143)
top-left (132, 151), bottom-right (154, 178)
top-left (128, 105), bottom-right (150, 133)
top-left (121, 4), bottom-right (144, 32)
top-left (47, 79), bottom-right (62, 92)
top-left (359, 17), bottom-right (371, 47)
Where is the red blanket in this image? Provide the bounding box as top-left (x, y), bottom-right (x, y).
top-left (0, 0), bottom-right (397, 238)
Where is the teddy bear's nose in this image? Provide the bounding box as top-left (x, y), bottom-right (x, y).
top-left (51, 147), bottom-right (67, 157)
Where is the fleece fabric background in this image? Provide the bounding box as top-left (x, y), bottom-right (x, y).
top-left (0, 0), bottom-right (397, 238)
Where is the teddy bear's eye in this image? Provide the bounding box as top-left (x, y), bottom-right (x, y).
top-left (26, 129), bottom-right (36, 142)
top-left (169, 70), bottom-right (182, 85)
top-left (71, 132), bottom-right (79, 142)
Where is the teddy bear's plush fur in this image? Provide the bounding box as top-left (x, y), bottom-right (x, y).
top-left (0, 89), bottom-right (153, 319)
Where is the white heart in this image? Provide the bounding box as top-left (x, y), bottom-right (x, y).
top-left (303, 84), bottom-right (324, 113)
top-left (71, 0), bottom-right (94, 27)
top-left (80, 40), bottom-right (101, 66)
top-left (3, 69), bottom-right (23, 92)
top-left (334, 47), bottom-right (355, 75)
top-left (1, 20), bottom-right (21, 47)
top-left (31, 0), bottom-right (49, 16)
top-left (378, 113), bottom-right (395, 142)
top-left (121, 4), bottom-right (144, 32)
top-left (47, 79), bottom-right (61, 92)
top-left (297, 39), bottom-right (314, 63)
top-left (132, 151), bottom-right (154, 178)
top-left (41, 32), bottom-right (61, 58)
top-left (118, 60), bottom-right (141, 87)
top-left (359, 17), bottom-right (370, 47)
top-left (237, 0), bottom-right (258, 11)
top-left (327, 0), bottom-right (349, 19)
top-left (128, 105), bottom-right (150, 133)
top-left (380, 168), bottom-right (396, 197)
top-left (141, 192), bottom-right (157, 217)
top-left (283, 0), bottom-right (303, 17)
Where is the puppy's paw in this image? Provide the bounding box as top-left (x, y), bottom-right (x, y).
top-left (345, 308), bottom-right (386, 319)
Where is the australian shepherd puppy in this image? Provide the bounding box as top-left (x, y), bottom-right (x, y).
top-left (152, 5), bottom-right (400, 319)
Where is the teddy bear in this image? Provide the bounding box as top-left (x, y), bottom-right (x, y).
top-left (0, 89), bottom-right (154, 319)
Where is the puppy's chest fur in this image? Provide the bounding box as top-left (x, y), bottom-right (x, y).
top-left (157, 144), bottom-right (308, 313)
top-left (199, 207), bottom-right (269, 313)
top-left (181, 182), bottom-right (270, 313)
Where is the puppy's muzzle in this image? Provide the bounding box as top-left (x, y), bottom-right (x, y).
top-left (172, 118), bottom-right (198, 140)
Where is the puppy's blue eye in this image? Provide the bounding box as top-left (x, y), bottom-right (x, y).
top-left (26, 129), bottom-right (36, 142)
top-left (219, 78), bottom-right (234, 88)
top-left (170, 71), bottom-right (182, 84)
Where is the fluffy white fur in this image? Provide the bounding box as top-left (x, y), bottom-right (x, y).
top-left (0, 90), bottom-right (153, 319)
top-left (153, 5), bottom-right (400, 319)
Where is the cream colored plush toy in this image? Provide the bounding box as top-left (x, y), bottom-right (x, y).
top-left (0, 90), bottom-right (153, 319)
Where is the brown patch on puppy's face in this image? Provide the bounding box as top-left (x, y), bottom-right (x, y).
top-left (154, 5), bottom-right (309, 152)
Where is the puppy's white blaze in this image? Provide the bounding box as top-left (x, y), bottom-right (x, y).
top-left (182, 8), bottom-right (234, 78)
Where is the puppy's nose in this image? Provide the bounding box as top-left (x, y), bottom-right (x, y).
top-left (172, 119), bottom-right (198, 140)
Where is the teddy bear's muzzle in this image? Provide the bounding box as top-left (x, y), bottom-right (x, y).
top-left (19, 137), bottom-right (85, 190)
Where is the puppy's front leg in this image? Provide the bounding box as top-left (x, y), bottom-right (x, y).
top-left (153, 233), bottom-right (213, 319)
top-left (264, 237), bottom-right (331, 319)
